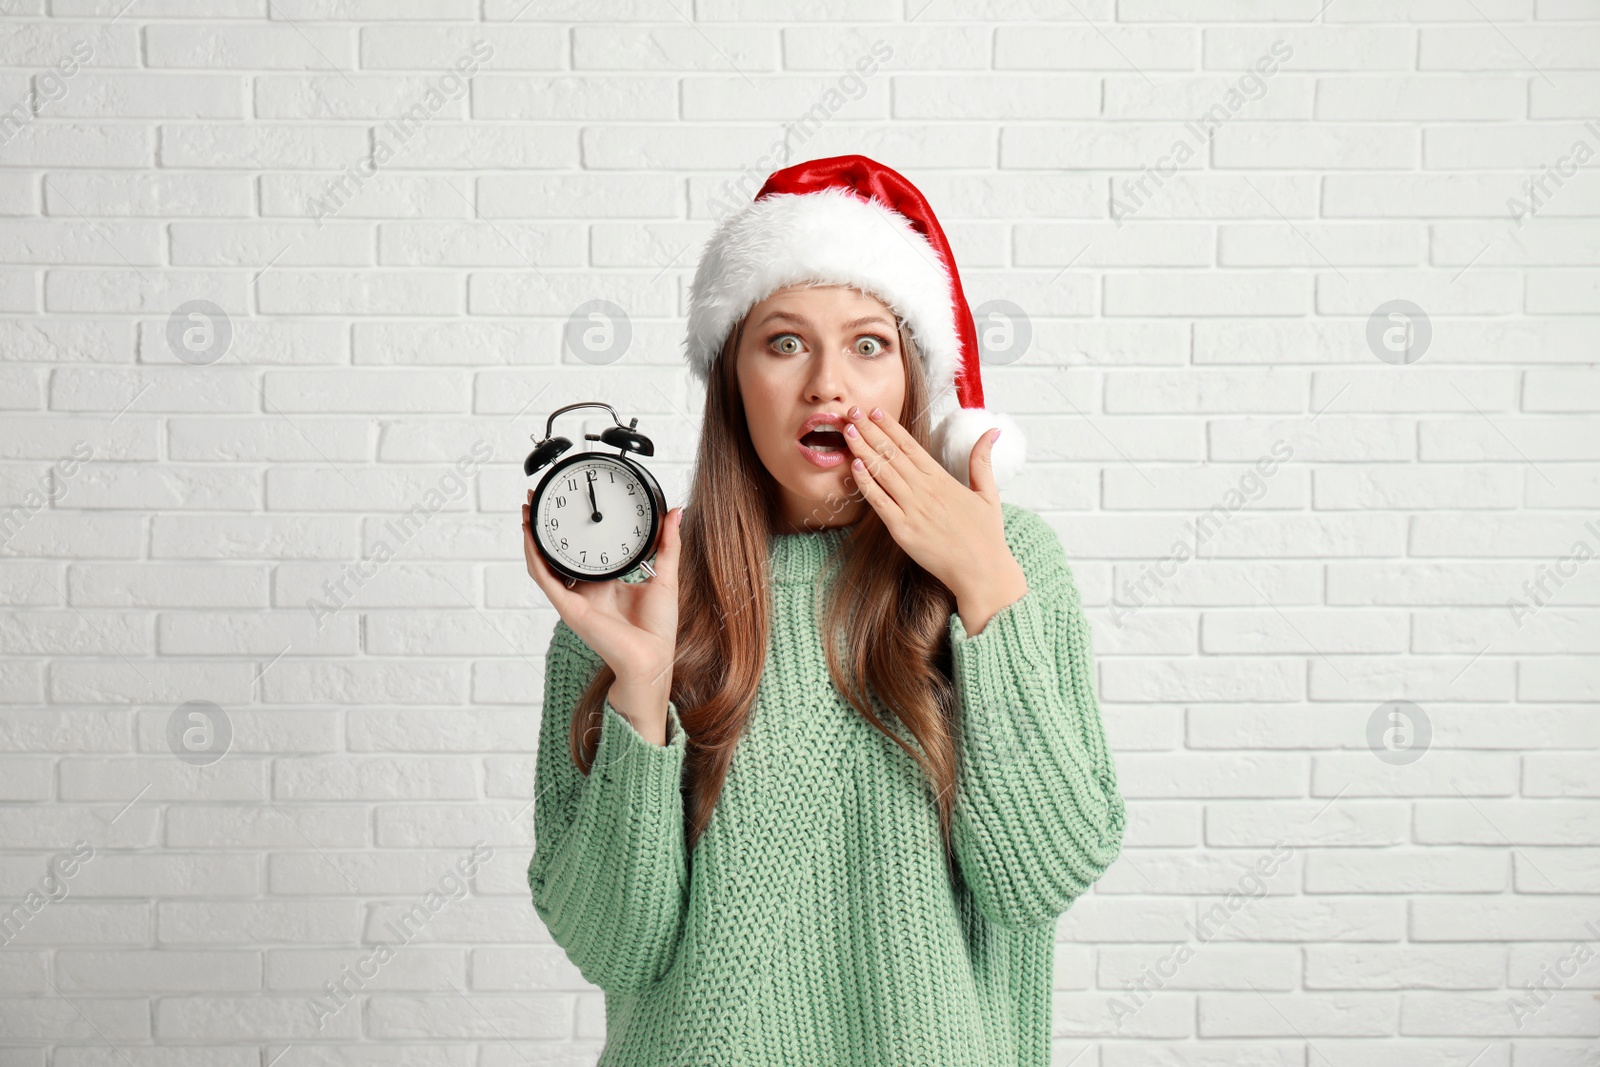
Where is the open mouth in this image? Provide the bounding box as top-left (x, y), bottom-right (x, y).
top-left (799, 428), bottom-right (847, 453)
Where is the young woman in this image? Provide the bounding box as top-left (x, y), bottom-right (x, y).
top-left (520, 156), bottom-right (1125, 1066)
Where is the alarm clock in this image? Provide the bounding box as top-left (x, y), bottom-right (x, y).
top-left (524, 401), bottom-right (668, 586)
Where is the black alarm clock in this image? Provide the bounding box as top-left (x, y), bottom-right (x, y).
top-left (524, 401), bottom-right (668, 586)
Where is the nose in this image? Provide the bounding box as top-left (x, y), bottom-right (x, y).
top-left (803, 347), bottom-right (847, 405)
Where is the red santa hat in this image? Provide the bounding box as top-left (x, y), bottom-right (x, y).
top-left (684, 154), bottom-right (1025, 488)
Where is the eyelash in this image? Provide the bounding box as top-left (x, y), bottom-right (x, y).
top-left (766, 332), bottom-right (894, 357)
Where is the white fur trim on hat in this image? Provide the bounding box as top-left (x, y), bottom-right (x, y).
top-left (684, 186), bottom-right (962, 402)
top-left (932, 406), bottom-right (1025, 489)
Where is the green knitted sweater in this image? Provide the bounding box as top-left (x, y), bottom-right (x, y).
top-left (528, 501), bottom-right (1126, 1066)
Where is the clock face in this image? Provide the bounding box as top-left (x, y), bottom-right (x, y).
top-left (534, 455), bottom-right (658, 580)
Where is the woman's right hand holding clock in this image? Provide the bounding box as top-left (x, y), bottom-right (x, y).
top-left (523, 491), bottom-right (684, 743)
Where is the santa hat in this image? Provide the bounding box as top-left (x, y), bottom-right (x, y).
top-left (683, 154), bottom-right (1025, 488)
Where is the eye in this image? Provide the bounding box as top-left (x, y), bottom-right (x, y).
top-left (854, 334), bottom-right (891, 358)
top-left (768, 332), bottom-right (804, 355)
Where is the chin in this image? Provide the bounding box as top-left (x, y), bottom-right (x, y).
top-left (784, 466), bottom-right (845, 499)
top-left (772, 467), bottom-right (850, 522)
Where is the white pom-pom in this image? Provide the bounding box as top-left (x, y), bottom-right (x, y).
top-left (932, 407), bottom-right (1026, 489)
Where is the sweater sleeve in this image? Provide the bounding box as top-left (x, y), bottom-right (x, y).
top-left (526, 620), bottom-right (690, 997)
top-left (946, 503), bottom-right (1127, 932)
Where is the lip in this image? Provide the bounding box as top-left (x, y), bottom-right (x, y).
top-left (796, 436), bottom-right (847, 469)
top-left (796, 411), bottom-right (849, 469)
top-left (797, 412), bottom-right (846, 437)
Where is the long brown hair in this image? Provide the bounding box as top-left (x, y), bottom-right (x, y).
top-left (568, 309), bottom-right (961, 858)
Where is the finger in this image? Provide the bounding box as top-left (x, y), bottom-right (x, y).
top-left (862, 404), bottom-right (941, 477)
top-left (968, 427), bottom-right (1001, 503)
top-left (843, 419), bottom-right (911, 505)
top-left (848, 454), bottom-right (904, 525)
top-left (846, 405), bottom-right (918, 487)
top-left (523, 498), bottom-right (578, 611)
top-left (653, 505), bottom-right (683, 586)
top-left (521, 496), bottom-right (541, 576)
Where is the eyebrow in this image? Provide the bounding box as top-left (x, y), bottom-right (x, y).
top-left (753, 309), bottom-right (897, 333)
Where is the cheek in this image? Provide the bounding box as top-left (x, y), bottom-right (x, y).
top-left (739, 381), bottom-right (788, 451)
top-left (868, 363), bottom-right (907, 419)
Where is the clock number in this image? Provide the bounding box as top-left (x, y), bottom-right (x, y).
top-left (626, 484), bottom-right (636, 495)
top-left (600, 552), bottom-right (608, 565)
top-left (558, 537), bottom-right (567, 549)
top-left (579, 551), bottom-right (586, 562)
top-left (566, 478), bottom-right (577, 491)
top-left (548, 517), bottom-right (559, 531)
top-left (553, 496), bottom-right (566, 509)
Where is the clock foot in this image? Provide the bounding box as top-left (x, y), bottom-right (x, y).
top-left (563, 577), bottom-right (577, 589)
top-left (638, 560), bottom-right (656, 578)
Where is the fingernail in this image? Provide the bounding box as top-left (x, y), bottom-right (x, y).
top-left (847, 406), bottom-right (861, 421)
top-left (852, 458), bottom-right (864, 470)
top-left (991, 428), bottom-right (1002, 442)
top-left (845, 423), bottom-right (858, 438)
top-left (869, 406), bottom-right (884, 420)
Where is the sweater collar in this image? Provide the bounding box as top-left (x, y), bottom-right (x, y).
top-left (767, 522), bottom-right (852, 586)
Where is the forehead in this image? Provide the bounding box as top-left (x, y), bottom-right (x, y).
top-left (746, 283), bottom-right (896, 328)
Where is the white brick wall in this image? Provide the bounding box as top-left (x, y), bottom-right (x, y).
top-left (1, 2), bottom-right (1597, 1063)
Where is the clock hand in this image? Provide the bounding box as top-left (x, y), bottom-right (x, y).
top-left (586, 470), bottom-right (601, 522)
